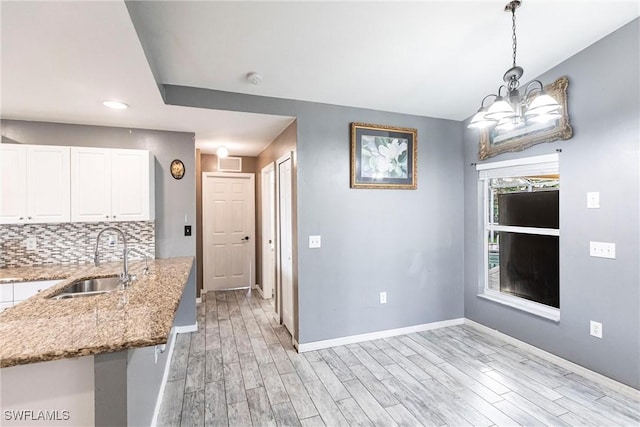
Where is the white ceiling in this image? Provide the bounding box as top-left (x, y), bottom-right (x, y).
top-left (0, 1), bottom-right (293, 156)
top-left (2, 1), bottom-right (638, 155)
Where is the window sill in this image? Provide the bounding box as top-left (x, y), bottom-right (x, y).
top-left (478, 291), bottom-right (560, 322)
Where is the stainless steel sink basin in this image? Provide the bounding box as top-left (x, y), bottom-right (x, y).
top-left (51, 275), bottom-right (122, 299)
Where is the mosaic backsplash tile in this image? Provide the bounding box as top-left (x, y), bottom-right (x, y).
top-left (0, 221), bottom-right (155, 268)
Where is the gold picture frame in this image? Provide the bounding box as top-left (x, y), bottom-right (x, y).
top-left (350, 122), bottom-right (417, 189)
top-left (479, 76), bottom-right (573, 160)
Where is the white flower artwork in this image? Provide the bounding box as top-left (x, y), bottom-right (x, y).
top-left (350, 123), bottom-right (417, 189)
top-left (360, 136), bottom-right (409, 179)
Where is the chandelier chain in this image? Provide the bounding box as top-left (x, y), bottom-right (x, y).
top-left (511, 6), bottom-right (517, 68)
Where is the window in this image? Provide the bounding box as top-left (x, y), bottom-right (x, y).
top-left (477, 154), bottom-right (560, 321)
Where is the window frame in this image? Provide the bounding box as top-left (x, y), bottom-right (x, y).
top-left (476, 154), bottom-right (561, 322)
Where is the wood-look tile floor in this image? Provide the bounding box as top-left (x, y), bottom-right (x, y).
top-left (157, 290), bottom-right (640, 426)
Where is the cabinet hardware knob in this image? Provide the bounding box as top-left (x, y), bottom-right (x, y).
top-left (19, 217), bottom-right (24, 220)
top-left (27, 217), bottom-right (32, 220)
top-left (106, 215), bottom-right (109, 218)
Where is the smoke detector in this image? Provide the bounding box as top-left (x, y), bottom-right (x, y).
top-left (247, 72), bottom-right (263, 85)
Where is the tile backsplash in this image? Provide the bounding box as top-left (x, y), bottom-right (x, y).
top-left (0, 221), bottom-right (155, 268)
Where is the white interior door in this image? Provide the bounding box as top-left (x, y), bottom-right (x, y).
top-left (261, 164), bottom-right (276, 300)
top-left (203, 173), bottom-right (255, 292)
top-left (277, 155), bottom-right (294, 335)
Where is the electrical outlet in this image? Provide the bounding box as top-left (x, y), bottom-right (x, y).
top-left (26, 237), bottom-right (37, 251)
top-left (309, 235), bottom-right (321, 249)
top-left (587, 192), bottom-right (600, 209)
top-left (590, 321), bottom-right (603, 338)
top-left (380, 291), bottom-right (387, 304)
top-left (589, 241), bottom-right (616, 259)
top-left (108, 234), bottom-right (117, 246)
top-left (184, 225), bottom-right (192, 236)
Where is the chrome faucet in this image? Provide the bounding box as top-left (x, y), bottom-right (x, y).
top-left (94, 227), bottom-right (131, 286)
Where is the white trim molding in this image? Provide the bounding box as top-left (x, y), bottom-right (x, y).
top-left (253, 284), bottom-right (265, 299)
top-left (464, 319), bottom-right (640, 400)
top-left (476, 153), bottom-right (559, 170)
top-left (151, 328), bottom-right (178, 427)
top-left (478, 291), bottom-right (560, 322)
top-left (174, 322), bottom-right (198, 334)
top-left (297, 318), bottom-right (465, 353)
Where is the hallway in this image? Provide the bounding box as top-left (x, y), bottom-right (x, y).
top-left (157, 290), bottom-right (639, 426)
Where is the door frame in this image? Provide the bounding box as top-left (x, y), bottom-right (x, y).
top-left (260, 163), bottom-right (276, 300)
top-left (276, 152), bottom-right (294, 336)
top-left (202, 172), bottom-right (256, 292)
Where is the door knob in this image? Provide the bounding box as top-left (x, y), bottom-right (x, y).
top-left (241, 236), bottom-right (250, 241)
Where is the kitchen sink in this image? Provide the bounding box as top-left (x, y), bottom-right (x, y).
top-left (50, 275), bottom-right (123, 299)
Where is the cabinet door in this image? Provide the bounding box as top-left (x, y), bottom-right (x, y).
top-left (13, 280), bottom-right (61, 302)
top-left (0, 283), bottom-right (14, 303)
top-left (71, 147), bottom-right (112, 222)
top-left (13, 280), bottom-right (61, 305)
top-left (0, 145), bottom-right (27, 224)
top-left (111, 149), bottom-right (154, 221)
top-left (26, 145), bottom-right (71, 223)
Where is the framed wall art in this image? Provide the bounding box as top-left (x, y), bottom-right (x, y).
top-left (350, 122), bottom-right (417, 189)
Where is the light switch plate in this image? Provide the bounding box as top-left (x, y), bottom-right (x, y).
top-left (309, 235), bottom-right (321, 249)
top-left (589, 241), bottom-right (616, 259)
top-left (587, 192), bottom-right (600, 209)
top-left (590, 321), bottom-right (603, 338)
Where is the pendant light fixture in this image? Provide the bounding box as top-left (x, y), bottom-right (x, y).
top-left (468, 0), bottom-right (562, 130)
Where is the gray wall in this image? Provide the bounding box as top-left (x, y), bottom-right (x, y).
top-left (463, 19), bottom-right (640, 388)
top-left (0, 119), bottom-right (198, 327)
top-left (164, 87), bottom-right (465, 344)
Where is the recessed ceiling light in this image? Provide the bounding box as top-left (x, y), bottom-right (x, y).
top-left (103, 101), bottom-right (128, 110)
top-left (217, 146), bottom-right (229, 158)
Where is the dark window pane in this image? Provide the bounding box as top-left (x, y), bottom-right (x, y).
top-left (498, 190), bottom-right (559, 228)
top-left (498, 232), bottom-right (559, 308)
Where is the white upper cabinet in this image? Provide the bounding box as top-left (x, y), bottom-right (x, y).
top-left (71, 147), bottom-right (154, 222)
top-left (71, 147), bottom-right (112, 222)
top-left (0, 144), bottom-right (70, 224)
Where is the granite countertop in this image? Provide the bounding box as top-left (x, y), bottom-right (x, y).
top-left (0, 257), bottom-right (194, 368)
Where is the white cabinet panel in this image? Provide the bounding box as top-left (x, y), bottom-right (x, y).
top-left (0, 145), bottom-right (70, 224)
top-left (0, 145), bottom-right (28, 224)
top-left (111, 149), bottom-right (154, 221)
top-left (71, 147), bottom-right (154, 222)
top-left (0, 283), bottom-right (14, 303)
top-left (13, 280), bottom-right (61, 302)
top-left (0, 302), bottom-right (13, 312)
top-left (26, 145), bottom-right (71, 223)
top-left (71, 147), bottom-right (112, 222)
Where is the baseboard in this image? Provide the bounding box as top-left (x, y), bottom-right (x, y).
top-left (297, 318), bottom-right (465, 353)
top-left (254, 284), bottom-right (265, 299)
top-left (464, 319), bottom-right (640, 399)
top-left (174, 322), bottom-right (198, 334)
top-left (150, 328), bottom-right (178, 427)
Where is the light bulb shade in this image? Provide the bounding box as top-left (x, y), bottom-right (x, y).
top-left (216, 147), bottom-right (229, 158)
top-left (467, 109), bottom-right (497, 129)
top-left (526, 93), bottom-right (561, 116)
top-left (485, 98), bottom-right (515, 120)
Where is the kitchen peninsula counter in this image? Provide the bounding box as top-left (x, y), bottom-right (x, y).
top-left (0, 256), bottom-right (194, 368)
